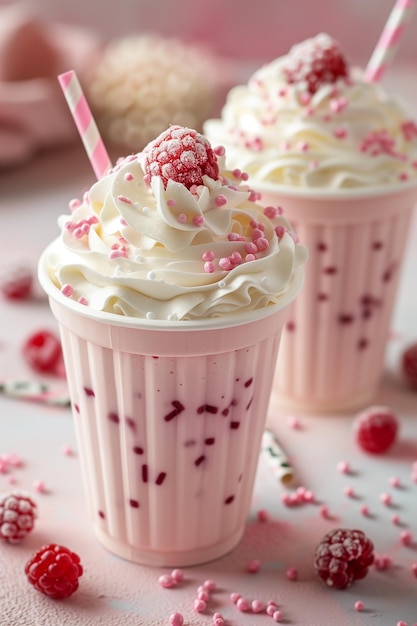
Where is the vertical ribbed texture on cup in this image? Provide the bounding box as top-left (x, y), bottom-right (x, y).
top-left (274, 202), bottom-right (412, 412)
top-left (59, 322), bottom-right (282, 566)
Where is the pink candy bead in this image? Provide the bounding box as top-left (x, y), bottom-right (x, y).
top-left (272, 609), bottom-right (284, 622)
top-left (236, 597), bottom-right (250, 612)
top-left (169, 612), bottom-right (184, 626)
top-left (251, 599), bottom-right (264, 613)
top-left (158, 574), bottom-right (174, 588)
top-left (193, 598), bottom-right (206, 613)
top-left (354, 601), bottom-right (364, 612)
top-left (171, 569), bottom-right (183, 583)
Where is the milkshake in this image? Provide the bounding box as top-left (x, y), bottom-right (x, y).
top-left (38, 126), bottom-right (306, 566)
top-left (205, 34), bottom-right (417, 412)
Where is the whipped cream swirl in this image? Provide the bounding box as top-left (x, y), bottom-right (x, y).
top-left (204, 35), bottom-right (417, 189)
top-left (45, 154), bottom-right (306, 320)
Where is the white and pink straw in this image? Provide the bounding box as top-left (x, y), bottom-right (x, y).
top-left (365, 0), bottom-right (416, 82)
top-left (58, 70), bottom-right (112, 179)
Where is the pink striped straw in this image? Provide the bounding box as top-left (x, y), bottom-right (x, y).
top-left (364, 0), bottom-right (416, 82)
top-left (58, 70), bottom-right (112, 179)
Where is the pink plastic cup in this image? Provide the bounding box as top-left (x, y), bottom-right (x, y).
top-left (38, 247), bottom-right (303, 566)
top-left (258, 181), bottom-right (417, 413)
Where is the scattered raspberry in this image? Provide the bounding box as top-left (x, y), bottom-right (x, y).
top-left (282, 34), bottom-right (348, 94)
top-left (0, 492), bottom-right (37, 543)
top-left (142, 125), bottom-right (219, 189)
top-left (0, 265), bottom-right (33, 300)
top-left (314, 528), bottom-right (374, 590)
top-left (354, 406), bottom-right (398, 454)
top-left (401, 342), bottom-right (417, 389)
top-left (25, 543), bottom-right (83, 599)
top-left (22, 330), bottom-right (62, 374)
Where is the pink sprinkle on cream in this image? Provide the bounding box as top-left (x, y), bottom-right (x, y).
top-left (214, 145), bottom-right (225, 156)
top-left (78, 296), bottom-right (88, 305)
top-left (167, 198), bottom-right (176, 207)
top-left (69, 198), bottom-right (82, 211)
top-left (124, 172), bottom-right (134, 181)
top-left (171, 569), bottom-right (184, 583)
top-left (272, 609), bottom-right (284, 622)
top-left (215, 194), bottom-right (227, 207)
top-left (192, 215), bottom-right (204, 226)
top-left (204, 261), bottom-right (215, 273)
top-left (117, 195), bottom-right (133, 204)
top-left (203, 580), bottom-right (216, 591)
top-left (230, 592), bottom-right (241, 604)
top-left (61, 284), bottom-right (74, 298)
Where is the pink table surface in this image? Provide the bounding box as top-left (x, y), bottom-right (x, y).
top-left (1, 72), bottom-right (417, 625)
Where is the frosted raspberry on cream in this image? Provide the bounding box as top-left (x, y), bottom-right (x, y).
top-left (43, 126), bottom-right (306, 321)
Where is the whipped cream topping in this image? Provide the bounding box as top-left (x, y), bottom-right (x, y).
top-left (45, 150), bottom-right (306, 320)
top-left (204, 34), bottom-right (417, 190)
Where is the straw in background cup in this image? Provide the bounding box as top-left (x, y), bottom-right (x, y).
top-left (257, 181), bottom-right (417, 414)
top-left (365, 0), bottom-right (416, 83)
top-left (38, 246), bottom-right (303, 566)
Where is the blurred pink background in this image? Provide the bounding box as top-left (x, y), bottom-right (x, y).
top-left (1, 0), bottom-right (416, 67)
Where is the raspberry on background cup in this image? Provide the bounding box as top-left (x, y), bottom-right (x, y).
top-left (259, 180), bottom-right (417, 413)
top-left (38, 250), bottom-right (303, 566)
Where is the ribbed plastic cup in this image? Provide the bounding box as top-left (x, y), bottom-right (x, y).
top-left (257, 180), bottom-right (417, 413)
top-left (38, 246), bottom-right (303, 566)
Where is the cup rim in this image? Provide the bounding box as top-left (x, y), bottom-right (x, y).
top-left (38, 244), bottom-right (304, 332)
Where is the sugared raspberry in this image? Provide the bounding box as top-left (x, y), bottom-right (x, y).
top-left (0, 265), bottom-right (33, 300)
top-left (142, 125), bottom-right (219, 189)
top-left (401, 342), bottom-right (417, 389)
top-left (314, 528), bottom-right (374, 590)
top-left (0, 492), bottom-right (37, 543)
top-left (25, 543), bottom-right (83, 599)
top-left (22, 330), bottom-right (62, 374)
top-left (282, 34), bottom-right (348, 94)
top-left (354, 406), bottom-right (398, 454)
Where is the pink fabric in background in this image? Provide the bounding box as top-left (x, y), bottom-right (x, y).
top-left (0, 3), bottom-right (100, 168)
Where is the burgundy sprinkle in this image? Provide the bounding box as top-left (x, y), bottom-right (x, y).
top-left (317, 242), bottom-right (328, 252)
top-left (195, 455), bottom-right (206, 467)
top-left (230, 399), bottom-right (238, 406)
top-left (286, 321), bottom-right (296, 331)
top-left (317, 292), bottom-right (329, 301)
top-left (164, 409), bottom-right (180, 422)
top-left (230, 421), bottom-right (240, 429)
top-left (125, 417), bottom-right (136, 430)
top-left (155, 472), bottom-right (166, 485)
top-left (225, 495), bottom-right (235, 505)
top-left (372, 241), bottom-right (384, 250)
top-left (172, 400), bottom-right (185, 412)
top-left (142, 464), bottom-right (148, 483)
top-left (338, 314), bottom-right (354, 324)
top-left (108, 412), bottom-right (120, 424)
top-left (98, 510), bottom-right (105, 519)
top-left (323, 266), bottom-right (338, 275)
top-left (73, 404), bottom-right (80, 413)
top-left (84, 387), bottom-right (95, 397)
top-left (185, 439), bottom-right (196, 447)
top-left (133, 446), bottom-right (144, 455)
top-left (222, 408), bottom-right (229, 417)
top-left (205, 437), bottom-right (215, 445)
top-left (362, 309), bottom-right (373, 320)
top-left (244, 377), bottom-right (253, 388)
top-left (129, 499), bottom-right (140, 508)
top-left (197, 404), bottom-right (218, 414)
top-left (358, 338), bottom-right (369, 350)
top-left (246, 396), bottom-right (254, 410)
